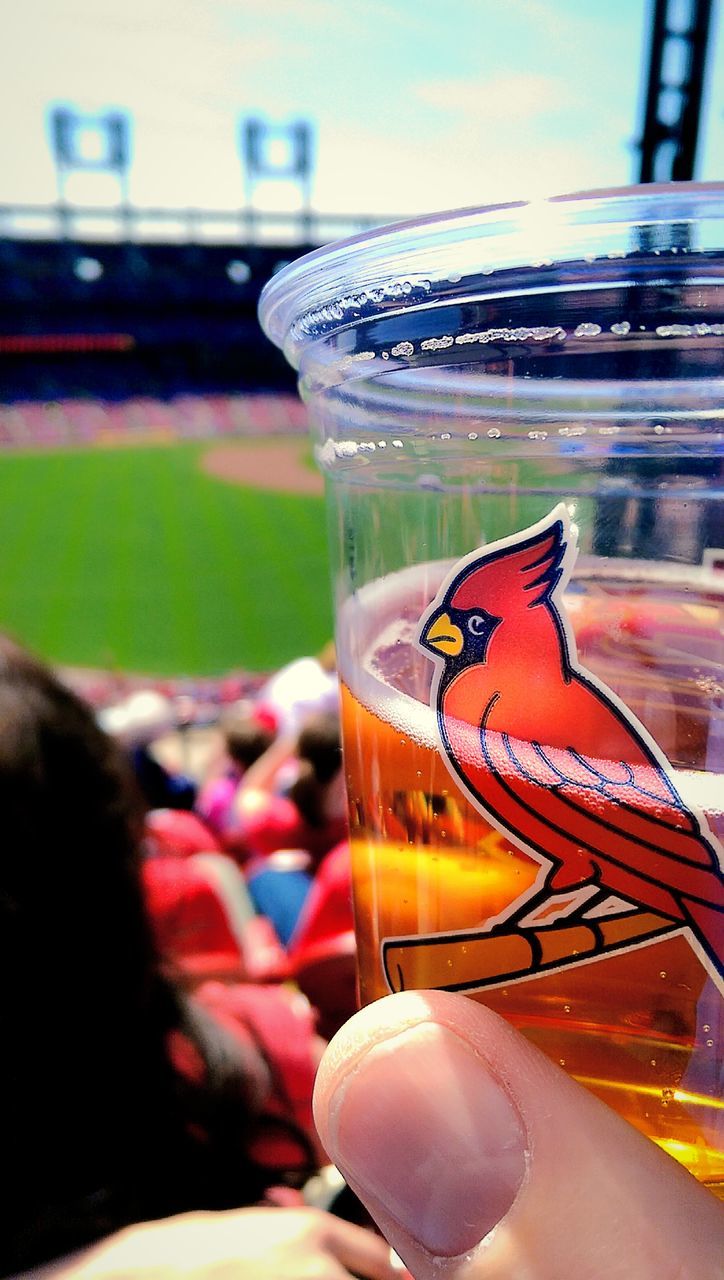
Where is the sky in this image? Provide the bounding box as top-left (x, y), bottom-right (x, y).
top-left (2, 0), bottom-right (722, 226)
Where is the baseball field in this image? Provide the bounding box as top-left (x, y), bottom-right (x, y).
top-left (0, 437), bottom-right (332, 676)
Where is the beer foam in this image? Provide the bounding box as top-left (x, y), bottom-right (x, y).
top-left (338, 560), bottom-right (446, 749)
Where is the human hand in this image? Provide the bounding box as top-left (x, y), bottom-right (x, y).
top-left (313, 990), bottom-right (724, 1280)
top-left (33, 1206), bottom-right (402, 1280)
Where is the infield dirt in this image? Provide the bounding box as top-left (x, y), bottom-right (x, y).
top-left (201, 438), bottom-right (323, 495)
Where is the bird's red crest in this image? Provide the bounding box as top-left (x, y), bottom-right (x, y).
top-left (450, 512), bottom-right (570, 617)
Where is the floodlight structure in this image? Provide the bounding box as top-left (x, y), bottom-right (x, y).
top-left (637, 0), bottom-right (713, 182)
top-left (49, 107), bottom-right (131, 236)
top-left (240, 118), bottom-right (314, 237)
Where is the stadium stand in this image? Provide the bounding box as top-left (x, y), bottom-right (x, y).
top-left (0, 239), bottom-right (306, 400)
top-left (0, 390), bottom-right (308, 449)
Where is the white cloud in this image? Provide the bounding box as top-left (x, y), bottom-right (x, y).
top-left (415, 71), bottom-right (575, 122)
top-left (312, 118), bottom-right (618, 219)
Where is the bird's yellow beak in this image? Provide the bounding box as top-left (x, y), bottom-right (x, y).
top-left (424, 611), bottom-right (464, 657)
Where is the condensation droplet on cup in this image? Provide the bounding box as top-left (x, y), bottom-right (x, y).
top-left (467, 432), bottom-right (479, 440)
top-left (559, 1058), bottom-right (566, 1066)
top-left (574, 322), bottom-right (602, 338)
top-left (661, 1087), bottom-right (675, 1106)
top-left (563, 1004), bottom-right (571, 1013)
top-left (650, 1059), bottom-right (657, 1067)
top-left (392, 439), bottom-right (404, 449)
top-left (487, 427), bottom-right (501, 438)
top-left (440, 432), bottom-right (451, 440)
top-left (703, 1024), bottom-right (711, 1033)
top-left (659, 971), bottom-right (667, 979)
top-left (706, 1039), bottom-right (714, 1047)
top-left (610, 321), bottom-right (631, 335)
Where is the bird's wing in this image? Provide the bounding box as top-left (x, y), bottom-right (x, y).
top-left (439, 687), bottom-right (724, 915)
top-left (496, 729), bottom-right (724, 908)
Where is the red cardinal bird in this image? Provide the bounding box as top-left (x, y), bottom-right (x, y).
top-left (418, 505), bottom-right (724, 985)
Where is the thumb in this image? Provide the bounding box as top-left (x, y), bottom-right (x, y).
top-left (313, 991), bottom-right (724, 1280)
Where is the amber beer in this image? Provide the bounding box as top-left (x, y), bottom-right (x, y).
top-left (338, 561), bottom-right (724, 1193)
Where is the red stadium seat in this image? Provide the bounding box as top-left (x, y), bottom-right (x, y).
top-left (144, 808), bottom-right (223, 859)
top-left (143, 852), bottom-right (287, 985)
top-left (286, 841), bottom-right (358, 1038)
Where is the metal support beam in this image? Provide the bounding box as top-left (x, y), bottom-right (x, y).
top-left (637, 0), bottom-right (714, 182)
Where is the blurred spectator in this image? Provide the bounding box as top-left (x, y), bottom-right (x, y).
top-left (229, 711), bottom-right (348, 943)
top-left (196, 704), bottom-right (277, 836)
top-left (100, 688), bottom-right (196, 810)
top-left (233, 710), bottom-right (347, 862)
top-left (257, 642), bottom-right (339, 738)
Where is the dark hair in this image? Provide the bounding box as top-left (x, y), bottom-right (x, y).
top-left (0, 638), bottom-right (314, 1275)
top-left (224, 713), bottom-right (276, 771)
top-left (289, 712), bottom-right (341, 827)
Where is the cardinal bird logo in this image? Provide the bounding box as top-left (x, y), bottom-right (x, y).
top-left (381, 504), bottom-right (724, 996)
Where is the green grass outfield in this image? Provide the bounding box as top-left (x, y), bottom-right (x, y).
top-left (0, 440), bottom-right (333, 676)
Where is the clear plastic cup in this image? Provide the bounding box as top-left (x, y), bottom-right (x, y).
top-left (259, 184), bottom-right (724, 1191)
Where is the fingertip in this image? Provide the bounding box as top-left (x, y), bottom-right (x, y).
top-left (313, 990), bottom-right (517, 1144)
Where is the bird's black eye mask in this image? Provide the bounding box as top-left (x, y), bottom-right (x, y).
top-left (420, 604), bottom-right (501, 673)
top-left (457, 607), bottom-right (501, 662)
top-left (465, 611), bottom-right (498, 638)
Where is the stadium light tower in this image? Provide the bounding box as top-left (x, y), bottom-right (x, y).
top-left (240, 117), bottom-right (314, 239)
top-left (636, 0), bottom-right (714, 182)
top-left (49, 106), bottom-right (132, 236)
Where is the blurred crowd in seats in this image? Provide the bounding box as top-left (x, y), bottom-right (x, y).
top-left (0, 634), bottom-right (361, 1277)
top-left (94, 641), bottom-right (357, 1042)
top-left (0, 391), bottom-right (308, 451)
